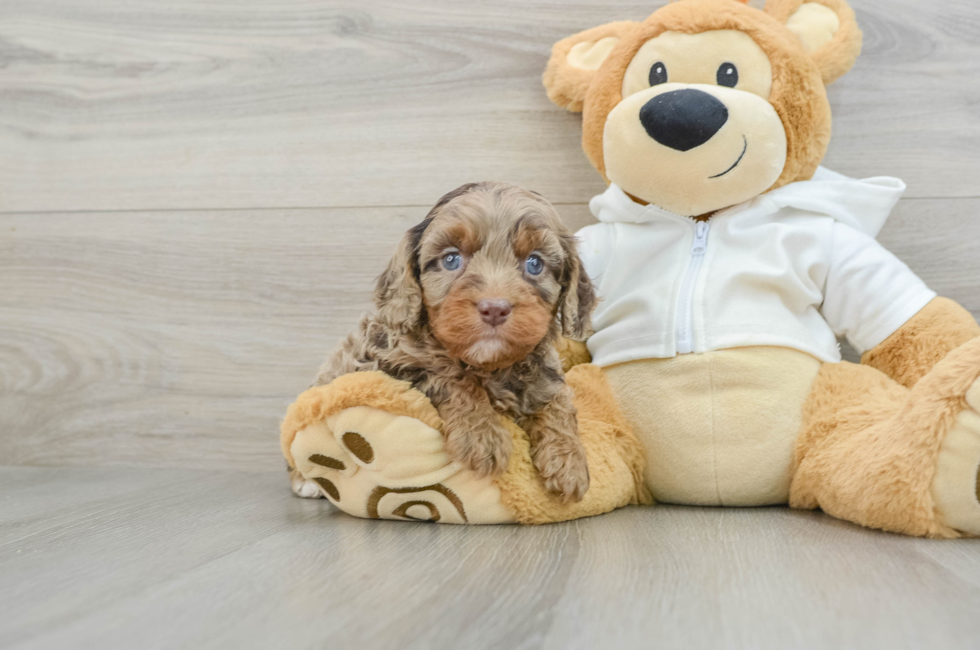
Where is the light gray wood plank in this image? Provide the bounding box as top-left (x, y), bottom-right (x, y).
top-left (0, 467), bottom-right (325, 648)
top-left (1, 198), bottom-right (977, 470)
top-left (2, 466), bottom-right (979, 650)
top-left (0, 0), bottom-right (977, 213)
top-left (540, 508), bottom-right (980, 650)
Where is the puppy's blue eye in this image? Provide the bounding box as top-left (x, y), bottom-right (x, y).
top-left (525, 254), bottom-right (544, 276)
top-left (441, 252), bottom-right (462, 271)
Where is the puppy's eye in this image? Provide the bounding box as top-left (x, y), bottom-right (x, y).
top-left (717, 62), bottom-right (738, 88)
top-left (649, 61), bottom-right (668, 86)
top-left (525, 254), bottom-right (544, 276)
top-left (441, 252), bottom-right (462, 271)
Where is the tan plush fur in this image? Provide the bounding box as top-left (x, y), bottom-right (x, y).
top-left (764, 0), bottom-right (862, 84)
top-left (861, 297), bottom-right (980, 389)
top-left (496, 364), bottom-right (653, 524)
top-left (540, 0), bottom-right (869, 211)
top-left (281, 371), bottom-right (441, 469)
top-left (791, 337), bottom-right (980, 538)
top-left (605, 347), bottom-right (821, 506)
top-left (311, 182), bottom-right (596, 501)
top-left (577, 0), bottom-right (832, 194)
top-left (542, 21), bottom-right (638, 112)
top-left (283, 365), bottom-right (649, 524)
top-left (555, 336), bottom-right (592, 372)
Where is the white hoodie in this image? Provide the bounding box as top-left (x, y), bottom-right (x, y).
top-left (578, 167), bottom-right (936, 367)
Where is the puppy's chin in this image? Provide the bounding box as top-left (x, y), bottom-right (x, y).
top-left (458, 334), bottom-right (542, 370)
top-left (434, 327), bottom-right (542, 370)
top-left (461, 337), bottom-right (511, 368)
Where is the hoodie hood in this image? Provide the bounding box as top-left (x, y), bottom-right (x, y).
top-left (589, 167), bottom-right (906, 238)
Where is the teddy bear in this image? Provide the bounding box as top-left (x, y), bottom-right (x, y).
top-left (281, 0), bottom-right (980, 537)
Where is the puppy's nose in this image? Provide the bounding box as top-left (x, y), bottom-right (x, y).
top-left (639, 88), bottom-right (729, 152)
top-left (477, 299), bottom-right (512, 326)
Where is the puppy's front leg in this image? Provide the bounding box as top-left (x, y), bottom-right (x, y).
top-left (523, 385), bottom-right (589, 503)
top-left (439, 381), bottom-right (513, 477)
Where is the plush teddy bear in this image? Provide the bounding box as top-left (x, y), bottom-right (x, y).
top-left (282, 0), bottom-right (980, 537)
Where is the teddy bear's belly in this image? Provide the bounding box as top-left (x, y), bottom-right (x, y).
top-left (603, 346), bottom-right (822, 506)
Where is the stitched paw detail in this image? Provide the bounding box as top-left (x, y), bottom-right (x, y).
top-left (289, 406), bottom-right (515, 524)
top-left (367, 485), bottom-right (468, 524)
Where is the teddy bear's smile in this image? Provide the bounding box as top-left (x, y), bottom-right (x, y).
top-left (709, 135), bottom-right (748, 179)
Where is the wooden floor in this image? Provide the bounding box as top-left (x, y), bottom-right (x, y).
top-left (1, 0), bottom-right (979, 647)
top-left (3, 466), bottom-right (980, 650)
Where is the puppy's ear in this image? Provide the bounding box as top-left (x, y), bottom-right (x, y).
top-left (558, 235), bottom-right (596, 341)
top-left (543, 21), bottom-right (637, 112)
top-left (766, 0), bottom-right (862, 84)
top-left (374, 219), bottom-right (430, 329)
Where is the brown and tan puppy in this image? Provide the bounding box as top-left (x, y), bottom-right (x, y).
top-left (301, 181), bottom-right (596, 502)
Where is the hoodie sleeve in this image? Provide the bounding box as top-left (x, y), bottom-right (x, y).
top-left (820, 221), bottom-right (936, 354)
top-left (575, 223), bottom-right (615, 290)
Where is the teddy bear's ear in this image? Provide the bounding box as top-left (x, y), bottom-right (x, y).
top-left (765, 0), bottom-right (862, 84)
top-left (543, 21), bottom-right (637, 112)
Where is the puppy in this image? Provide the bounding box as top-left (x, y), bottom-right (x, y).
top-left (295, 181), bottom-right (597, 502)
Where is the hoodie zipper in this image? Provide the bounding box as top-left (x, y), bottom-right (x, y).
top-left (675, 221), bottom-right (709, 354)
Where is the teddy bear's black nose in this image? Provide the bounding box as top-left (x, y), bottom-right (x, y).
top-left (639, 89), bottom-right (729, 152)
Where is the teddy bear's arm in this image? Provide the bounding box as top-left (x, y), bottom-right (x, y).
top-left (861, 297), bottom-right (980, 388)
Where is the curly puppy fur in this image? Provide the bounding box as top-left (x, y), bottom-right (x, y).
top-left (310, 181), bottom-right (597, 502)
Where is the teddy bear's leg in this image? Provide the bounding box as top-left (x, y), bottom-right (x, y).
top-left (495, 363), bottom-right (652, 523)
top-left (790, 337), bottom-right (980, 537)
top-left (281, 366), bottom-right (649, 525)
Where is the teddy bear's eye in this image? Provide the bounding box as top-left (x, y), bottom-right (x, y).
top-left (648, 61), bottom-right (668, 86)
top-left (717, 62), bottom-right (738, 88)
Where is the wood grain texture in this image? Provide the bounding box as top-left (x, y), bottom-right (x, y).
top-left (2, 2), bottom-right (979, 647)
top-left (0, 0), bottom-right (978, 213)
top-left (1, 466), bottom-right (979, 650)
top-left (2, 199), bottom-right (976, 470)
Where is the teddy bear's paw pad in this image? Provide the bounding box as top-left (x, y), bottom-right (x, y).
top-left (290, 421), bottom-right (357, 481)
top-left (367, 484), bottom-right (469, 523)
top-left (932, 375), bottom-right (980, 536)
top-left (289, 406), bottom-right (517, 524)
top-left (326, 406), bottom-right (458, 486)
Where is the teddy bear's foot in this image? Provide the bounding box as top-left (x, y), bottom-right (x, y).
top-left (280, 366), bottom-right (651, 525)
top-left (792, 336), bottom-right (980, 538)
top-left (293, 405), bottom-right (516, 523)
top-left (281, 372), bottom-right (516, 524)
top-left (932, 373), bottom-right (980, 535)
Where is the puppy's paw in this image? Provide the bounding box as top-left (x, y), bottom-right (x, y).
top-left (290, 468), bottom-right (325, 499)
top-left (533, 440), bottom-right (590, 504)
top-left (445, 421), bottom-right (513, 478)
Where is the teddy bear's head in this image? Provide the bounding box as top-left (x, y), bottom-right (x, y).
top-left (543, 0), bottom-right (862, 217)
